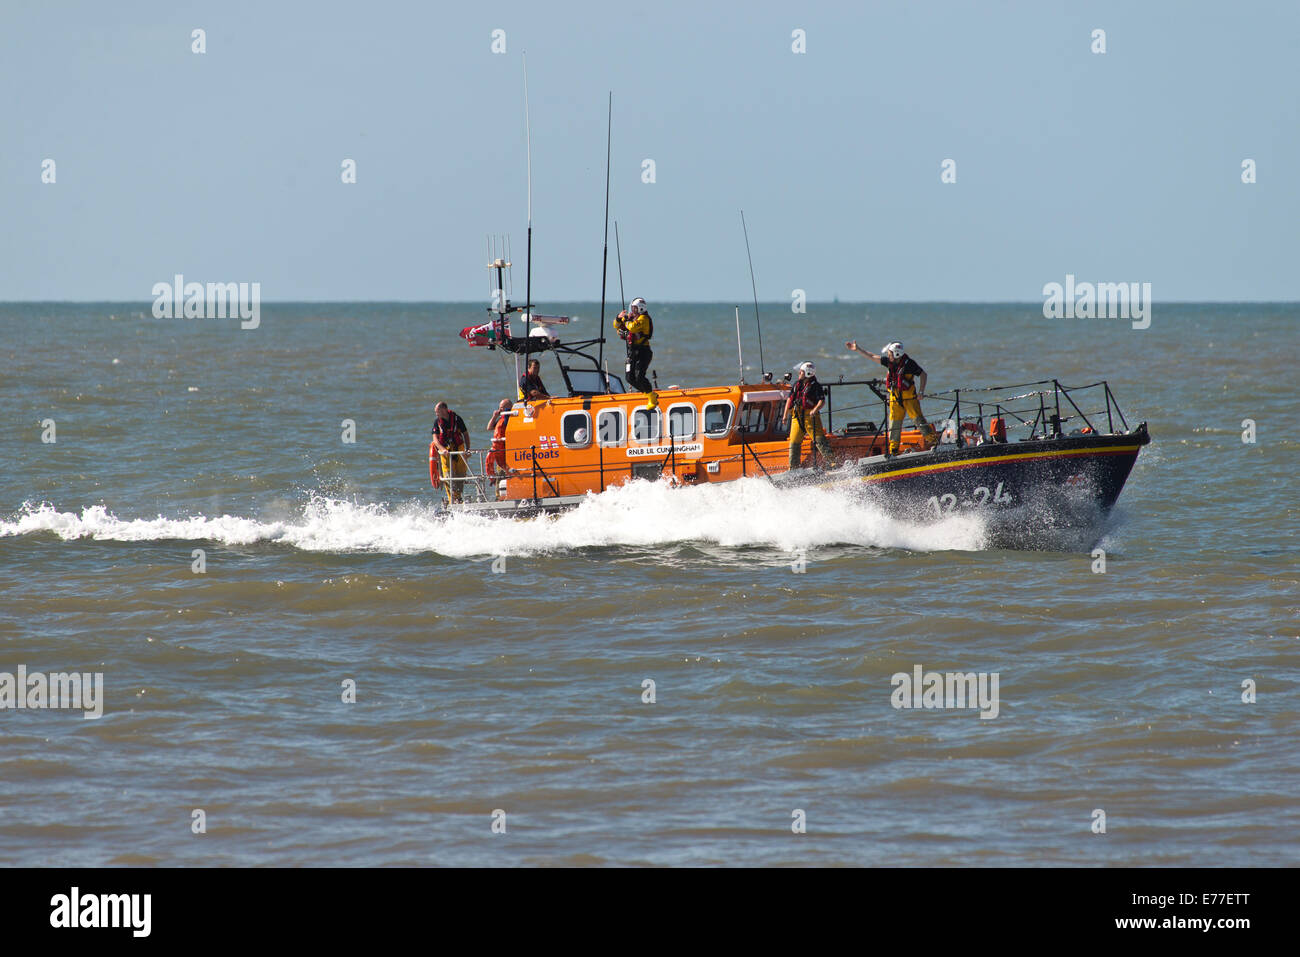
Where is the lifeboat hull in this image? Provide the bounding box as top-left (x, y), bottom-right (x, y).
top-left (785, 423), bottom-right (1151, 528)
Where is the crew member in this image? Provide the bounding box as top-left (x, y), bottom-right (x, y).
top-left (518, 359), bottom-right (550, 402)
top-left (614, 297), bottom-right (655, 395)
top-left (431, 400), bottom-right (470, 504)
top-left (485, 399), bottom-right (513, 490)
top-left (781, 361), bottom-right (834, 470)
top-left (846, 340), bottom-right (936, 455)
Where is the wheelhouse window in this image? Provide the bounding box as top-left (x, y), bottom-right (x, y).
top-left (770, 406), bottom-right (790, 438)
top-left (564, 368), bottom-right (616, 396)
top-left (596, 408), bottom-right (625, 447)
top-left (702, 401), bottom-right (734, 438)
top-left (631, 408), bottom-right (660, 444)
top-left (667, 405), bottom-right (697, 441)
top-left (562, 411), bottom-right (592, 448)
top-left (738, 402), bottom-right (772, 435)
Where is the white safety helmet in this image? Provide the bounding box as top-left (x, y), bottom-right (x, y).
top-left (629, 297), bottom-right (647, 316)
top-left (799, 361), bottom-right (816, 377)
top-left (884, 341), bottom-right (904, 360)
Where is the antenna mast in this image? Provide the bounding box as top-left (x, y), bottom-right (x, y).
top-left (597, 93), bottom-right (612, 388)
top-left (741, 210), bottom-right (765, 379)
top-left (522, 54), bottom-right (534, 388)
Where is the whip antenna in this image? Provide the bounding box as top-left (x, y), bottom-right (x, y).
top-left (740, 210), bottom-right (765, 378)
top-left (524, 54), bottom-right (533, 332)
top-left (597, 92), bottom-right (612, 385)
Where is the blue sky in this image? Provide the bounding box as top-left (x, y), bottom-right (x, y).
top-left (2, 0), bottom-right (1296, 301)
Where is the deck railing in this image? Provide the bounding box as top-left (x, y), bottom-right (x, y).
top-left (817, 377), bottom-right (1135, 451)
top-left (922, 379), bottom-right (1133, 446)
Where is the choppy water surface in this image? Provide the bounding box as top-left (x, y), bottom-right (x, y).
top-left (1, 303), bottom-right (1295, 866)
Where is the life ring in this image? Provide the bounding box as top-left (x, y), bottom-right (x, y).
top-left (429, 440), bottom-right (441, 489)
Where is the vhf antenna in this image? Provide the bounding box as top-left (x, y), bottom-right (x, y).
top-left (740, 210), bottom-right (766, 380)
top-left (597, 92), bottom-right (612, 387)
top-left (523, 53), bottom-right (533, 357)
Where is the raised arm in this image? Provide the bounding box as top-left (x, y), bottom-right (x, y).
top-left (846, 341), bottom-right (881, 362)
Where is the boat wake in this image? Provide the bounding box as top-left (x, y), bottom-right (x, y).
top-left (2, 478), bottom-right (994, 558)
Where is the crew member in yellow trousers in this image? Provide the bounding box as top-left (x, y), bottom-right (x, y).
top-left (847, 340), bottom-right (936, 455)
top-left (614, 297), bottom-right (657, 408)
top-left (782, 362), bottom-right (833, 469)
top-left (431, 401), bottom-right (470, 504)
